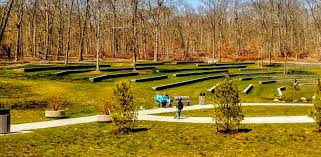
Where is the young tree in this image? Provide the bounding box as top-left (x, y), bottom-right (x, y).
top-left (309, 79), bottom-right (321, 132)
top-left (212, 76), bottom-right (244, 133)
top-left (110, 81), bottom-right (138, 133)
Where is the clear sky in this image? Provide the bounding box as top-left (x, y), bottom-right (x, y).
top-left (186, 0), bottom-right (203, 8)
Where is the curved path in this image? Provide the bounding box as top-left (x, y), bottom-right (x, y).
top-left (8, 103), bottom-right (314, 134)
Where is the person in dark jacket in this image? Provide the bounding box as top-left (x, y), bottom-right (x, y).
top-left (175, 98), bottom-right (184, 119)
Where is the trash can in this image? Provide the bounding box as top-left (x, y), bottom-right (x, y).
top-left (199, 93), bottom-right (206, 105)
top-left (0, 109), bottom-right (10, 134)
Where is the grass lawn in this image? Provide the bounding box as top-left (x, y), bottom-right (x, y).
top-left (156, 106), bottom-right (312, 117)
top-left (0, 62), bottom-right (319, 124)
top-left (1, 121), bottom-right (321, 156)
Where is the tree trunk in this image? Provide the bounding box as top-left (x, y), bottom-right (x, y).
top-left (65, 0), bottom-right (74, 65)
top-left (96, 0), bottom-right (102, 71)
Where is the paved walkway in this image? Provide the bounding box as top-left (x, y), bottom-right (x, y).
top-left (8, 103), bottom-right (314, 133)
top-left (138, 115), bottom-right (314, 124)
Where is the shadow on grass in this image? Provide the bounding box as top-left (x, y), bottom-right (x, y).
top-left (130, 127), bottom-right (149, 133)
top-left (111, 127), bottom-right (149, 134)
top-left (217, 128), bottom-right (252, 134)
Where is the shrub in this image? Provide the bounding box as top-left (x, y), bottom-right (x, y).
top-left (46, 96), bottom-right (67, 111)
top-left (309, 79), bottom-right (321, 132)
top-left (110, 81), bottom-right (138, 133)
top-left (212, 76), bottom-right (244, 133)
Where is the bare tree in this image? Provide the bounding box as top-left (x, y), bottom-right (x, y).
top-left (148, 0), bottom-right (164, 62)
top-left (15, 0), bottom-right (25, 61)
top-left (65, 0), bottom-right (74, 65)
top-left (0, 0), bottom-right (15, 50)
top-left (131, 0), bottom-right (138, 71)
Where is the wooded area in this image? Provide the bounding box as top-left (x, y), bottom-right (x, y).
top-left (0, 0), bottom-right (321, 63)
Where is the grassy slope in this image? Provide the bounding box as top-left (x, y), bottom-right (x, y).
top-left (156, 106), bottom-right (312, 117)
top-left (0, 63), bottom-right (319, 124)
top-left (1, 121), bottom-right (321, 156)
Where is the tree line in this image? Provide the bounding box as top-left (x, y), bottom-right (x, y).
top-left (0, 0), bottom-right (321, 64)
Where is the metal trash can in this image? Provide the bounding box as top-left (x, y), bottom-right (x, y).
top-left (199, 93), bottom-right (206, 105)
top-left (0, 109), bottom-right (10, 134)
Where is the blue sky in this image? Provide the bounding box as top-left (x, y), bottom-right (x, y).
top-left (186, 0), bottom-right (203, 8)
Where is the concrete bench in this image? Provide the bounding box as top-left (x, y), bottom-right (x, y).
top-left (277, 86), bottom-right (286, 97)
top-left (174, 96), bottom-right (190, 106)
top-left (207, 84), bottom-right (220, 93)
top-left (260, 80), bottom-right (277, 84)
top-left (243, 84), bottom-right (253, 94)
top-left (239, 77), bottom-right (255, 81)
top-left (131, 75), bottom-right (168, 82)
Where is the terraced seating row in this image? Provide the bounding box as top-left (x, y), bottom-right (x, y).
top-left (52, 66), bottom-right (154, 76)
top-left (228, 71), bottom-right (282, 77)
top-left (153, 71), bottom-right (283, 90)
top-left (131, 75), bottom-right (168, 82)
top-left (239, 68), bottom-right (267, 71)
top-left (53, 69), bottom-right (94, 76)
top-left (152, 75), bottom-right (225, 90)
top-left (156, 65), bottom-right (247, 73)
top-left (175, 61), bottom-right (204, 64)
top-left (23, 64), bottom-right (111, 72)
top-left (173, 70), bottom-right (228, 77)
top-left (89, 72), bottom-right (139, 82)
top-left (196, 62), bottom-right (255, 67)
top-left (135, 62), bottom-right (164, 66)
top-left (100, 66), bottom-right (155, 72)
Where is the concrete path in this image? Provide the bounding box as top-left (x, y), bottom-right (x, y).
top-left (8, 103), bottom-right (314, 133)
top-left (11, 116), bottom-right (96, 133)
top-left (139, 103), bottom-right (312, 115)
top-left (138, 115), bottom-right (314, 124)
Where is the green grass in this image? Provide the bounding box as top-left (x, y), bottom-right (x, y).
top-left (1, 121), bottom-right (321, 156)
top-left (0, 62), bottom-right (320, 124)
top-left (156, 106), bottom-right (312, 117)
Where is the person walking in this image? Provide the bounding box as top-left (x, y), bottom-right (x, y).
top-left (175, 98), bottom-right (184, 119)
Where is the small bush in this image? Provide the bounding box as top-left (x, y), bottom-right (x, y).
top-left (309, 79), bottom-right (321, 132)
top-left (110, 81), bottom-right (138, 133)
top-left (46, 96), bottom-right (68, 111)
top-left (212, 76), bottom-right (244, 133)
